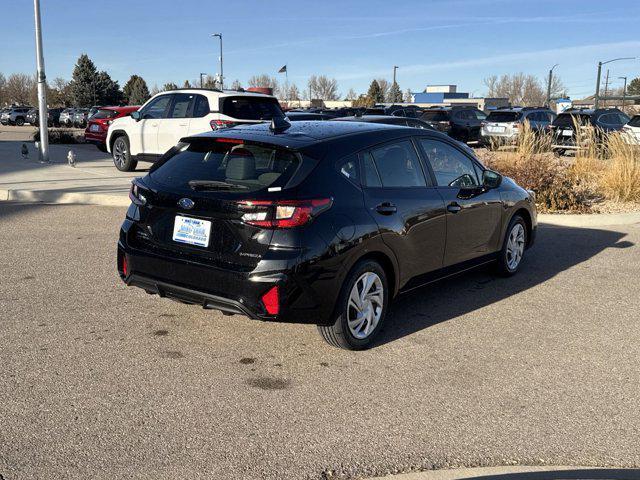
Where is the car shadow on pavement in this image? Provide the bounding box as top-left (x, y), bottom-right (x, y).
top-left (376, 224), bottom-right (634, 348)
top-left (464, 468), bottom-right (640, 479)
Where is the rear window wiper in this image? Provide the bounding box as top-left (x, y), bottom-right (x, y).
top-left (188, 180), bottom-right (248, 191)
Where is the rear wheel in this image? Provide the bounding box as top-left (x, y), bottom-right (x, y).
top-left (112, 135), bottom-right (137, 172)
top-left (496, 214), bottom-right (527, 276)
top-left (317, 260), bottom-right (388, 350)
top-left (15, 117), bottom-right (25, 126)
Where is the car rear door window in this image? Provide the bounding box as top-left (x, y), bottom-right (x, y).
top-left (368, 140), bottom-right (426, 188)
top-left (419, 139), bottom-right (480, 188)
top-left (337, 155), bottom-right (359, 183)
top-left (142, 95), bottom-right (172, 119)
top-left (360, 152), bottom-right (382, 188)
top-left (193, 95), bottom-right (210, 117)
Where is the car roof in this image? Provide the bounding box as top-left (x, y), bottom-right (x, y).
top-left (151, 88), bottom-right (275, 100)
top-left (183, 120), bottom-right (410, 149)
top-left (334, 115), bottom-right (402, 122)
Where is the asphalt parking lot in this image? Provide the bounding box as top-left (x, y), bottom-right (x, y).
top-left (1, 203), bottom-right (639, 480)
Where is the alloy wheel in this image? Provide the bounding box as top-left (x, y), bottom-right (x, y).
top-left (113, 139), bottom-right (127, 168)
top-left (347, 272), bottom-right (384, 339)
top-left (506, 223), bottom-right (525, 270)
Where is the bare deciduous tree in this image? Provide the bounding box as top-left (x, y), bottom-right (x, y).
top-left (5, 73), bottom-right (34, 105)
top-left (345, 88), bottom-right (358, 101)
top-left (308, 75), bottom-right (339, 100)
top-left (248, 74), bottom-right (279, 91)
top-left (375, 78), bottom-right (391, 102)
top-left (230, 79), bottom-right (242, 90)
top-left (484, 73), bottom-right (547, 106)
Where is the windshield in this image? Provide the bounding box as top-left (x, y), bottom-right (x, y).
top-left (150, 139), bottom-right (300, 193)
top-left (219, 96), bottom-right (284, 121)
top-left (486, 111), bottom-right (520, 122)
top-left (92, 109), bottom-right (120, 119)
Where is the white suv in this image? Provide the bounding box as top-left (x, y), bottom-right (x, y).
top-left (106, 89), bottom-right (284, 171)
top-left (622, 115), bottom-right (640, 145)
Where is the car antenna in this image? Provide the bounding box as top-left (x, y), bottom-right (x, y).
top-left (270, 116), bottom-right (291, 133)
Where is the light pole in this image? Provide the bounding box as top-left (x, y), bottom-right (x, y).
top-left (619, 76), bottom-right (628, 113)
top-left (393, 66), bottom-right (399, 103)
top-left (212, 33), bottom-right (223, 89)
top-left (200, 73), bottom-right (207, 88)
top-left (33, 0), bottom-right (49, 163)
top-left (546, 64), bottom-right (559, 107)
top-left (594, 57), bottom-right (635, 109)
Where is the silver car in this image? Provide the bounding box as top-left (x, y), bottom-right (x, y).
top-left (59, 108), bottom-right (76, 126)
top-left (73, 109), bottom-right (89, 128)
top-left (480, 107), bottom-right (556, 146)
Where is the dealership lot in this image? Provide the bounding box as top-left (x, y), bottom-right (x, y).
top-left (1, 203), bottom-right (639, 479)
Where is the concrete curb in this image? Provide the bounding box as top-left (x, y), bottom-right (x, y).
top-left (370, 465), bottom-right (622, 480)
top-left (539, 212), bottom-right (640, 227)
top-left (0, 188), bottom-right (130, 207)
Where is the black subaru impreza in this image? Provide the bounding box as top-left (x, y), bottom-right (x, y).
top-left (118, 119), bottom-right (536, 350)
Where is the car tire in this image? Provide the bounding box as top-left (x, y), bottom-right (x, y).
top-left (112, 135), bottom-right (137, 172)
top-left (15, 118), bottom-right (25, 126)
top-left (495, 214), bottom-right (527, 277)
top-left (317, 260), bottom-right (389, 350)
top-left (97, 144), bottom-right (108, 153)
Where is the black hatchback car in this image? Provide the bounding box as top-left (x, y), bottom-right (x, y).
top-left (549, 108), bottom-right (630, 154)
top-left (118, 120), bottom-right (537, 349)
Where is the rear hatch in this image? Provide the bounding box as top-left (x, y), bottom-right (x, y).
top-left (483, 111), bottom-right (521, 134)
top-left (550, 113), bottom-right (591, 143)
top-left (128, 136), bottom-right (319, 272)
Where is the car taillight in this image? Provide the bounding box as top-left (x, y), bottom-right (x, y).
top-left (210, 119), bottom-right (237, 130)
top-left (121, 255), bottom-right (128, 277)
top-left (261, 286), bottom-right (279, 315)
top-left (513, 122), bottom-right (520, 129)
top-left (239, 198), bottom-right (332, 228)
top-left (129, 182), bottom-right (147, 205)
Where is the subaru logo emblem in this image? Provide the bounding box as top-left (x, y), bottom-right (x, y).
top-left (178, 198), bottom-right (194, 210)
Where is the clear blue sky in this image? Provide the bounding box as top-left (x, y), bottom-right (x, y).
top-left (2, 0), bottom-right (639, 99)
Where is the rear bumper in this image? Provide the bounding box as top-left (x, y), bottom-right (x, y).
top-left (84, 131), bottom-right (107, 144)
top-left (117, 217), bottom-right (340, 325)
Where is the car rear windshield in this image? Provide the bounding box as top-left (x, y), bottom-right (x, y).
top-left (219, 96), bottom-right (284, 121)
top-left (486, 111), bottom-right (520, 122)
top-left (553, 113), bottom-right (591, 128)
top-left (629, 116), bottom-right (640, 128)
top-left (149, 139), bottom-right (300, 193)
top-left (92, 109), bottom-right (120, 119)
top-left (421, 111), bottom-right (449, 121)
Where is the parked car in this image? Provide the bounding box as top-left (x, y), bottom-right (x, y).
top-left (388, 105), bottom-right (424, 118)
top-left (622, 115), bottom-right (640, 145)
top-left (420, 107), bottom-right (487, 143)
top-left (285, 112), bottom-right (335, 121)
top-left (480, 107), bottom-right (556, 147)
top-left (549, 108), bottom-right (630, 155)
top-left (117, 120), bottom-right (537, 350)
top-left (25, 107), bottom-right (64, 127)
top-left (59, 108), bottom-right (76, 126)
top-left (335, 114), bottom-right (435, 130)
top-left (106, 88), bottom-right (285, 171)
top-left (0, 106), bottom-right (33, 126)
top-left (84, 106), bottom-right (140, 152)
top-left (87, 106), bottom-right (102, 121)
top-left (73, 108), bottom-right (90, 128)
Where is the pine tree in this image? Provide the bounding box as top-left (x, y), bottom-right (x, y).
top-left (628, 77), bottom-right (640, 104)
top-left (183, 80), bottom-right (192, 88)
top-left (389, 82), bottom-right (402, 103)
top-left (123, 75), bottom-right (150, 105)
top-left (70, 54), bottom-right (99, 107)
top-left (367, 80), bottom-right (384, 104)
top-left (95, 71), bottom-right (122, 105)
top-left (162, 82), bottom-right (178, 91)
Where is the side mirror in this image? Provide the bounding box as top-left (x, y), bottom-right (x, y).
top-left (483, 169), bottom-right (502, 189)
top-left (131, 111), bottom-right (141, 121)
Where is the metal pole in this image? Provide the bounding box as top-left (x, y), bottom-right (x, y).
top-left (33, 0), bottom-right (49, 163)
top-left (603, 69), bottom-right (610, 108)
top-left (218, 35), bottom-right (224, 89)
top-left (200, 73), bottom-right (206, 88)
top-left (619, 76), bottom-right (627, 113)
top-left (594, 62), bottom-right (602, 109)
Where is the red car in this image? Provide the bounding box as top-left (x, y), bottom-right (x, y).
top-left (84, 106), bottom-right (139, 152)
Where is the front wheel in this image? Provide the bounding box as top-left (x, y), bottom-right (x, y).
top-left (317, 260), bottom-right (388, 350)
top-left (15, 118), bottom-right (25, 126)
top-left (496, 214), bottom-right (527, 276)
top-left (112, 136), bottom-right (137, 172)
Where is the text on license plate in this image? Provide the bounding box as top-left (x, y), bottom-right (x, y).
top-left (488, 126), bottom-right (505, 133)
top-left (90, 124), bottom-right (100, 132)
top-left (172, 215), bottom-right (211, 247)
top-left (561, 129), bottom-right (573, 136)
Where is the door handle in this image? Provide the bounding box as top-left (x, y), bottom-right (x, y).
top-left (447, 202), bottom-right (462, 213)
top-left (376, 202), bottom-right (397, 215)
top-left (178, 123), bottom-right (188, 127)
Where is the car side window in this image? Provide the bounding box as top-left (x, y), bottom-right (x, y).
top-left (419, 138), bottom-right (480, 188)
top-left (368, 140), bottom-right (426, 188)
top-left (337, 154), bottom-right (359, 184)
top-left (193, 95), bottom-right (210, 118)
top-left (168, 94), bottom-right (193, 118)
top-left (360, 152), bottom-right (382, 188)
top-left (141, 95), bottom-right (172, 119)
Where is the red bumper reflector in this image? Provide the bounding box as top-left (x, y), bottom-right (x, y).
top-left (122, 255), bottom-right (128, 277)
top-left (261, 286), bottom-right (279, 315)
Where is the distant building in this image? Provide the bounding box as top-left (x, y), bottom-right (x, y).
top-left (555, 98), bottom-right (572, 113)
top-left (409, 85), bottom-right (509, 111)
